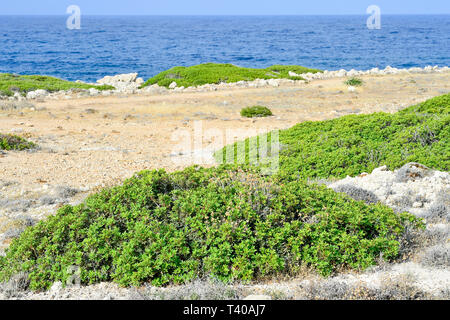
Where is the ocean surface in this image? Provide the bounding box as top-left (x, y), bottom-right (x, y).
top-left (0, 15), bottom-right (449, 82)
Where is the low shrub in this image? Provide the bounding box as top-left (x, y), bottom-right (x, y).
top-left (0, 134), bottom-right (36, 150)
top-left (240, 106), bottom-right (273, 118)
top-left (418, 244), bottom-right (450, 267)
top-left (131, 279), bottom-right (243, 300)
top-left (332, 184), bottom-right (379, 204)
top-left (0, 73), bottom-right (114, 97)
top-left (302, 274), bottom-right (434, 300)
top-left (141, 63), bottom-right (321, 88)
top-left (0, 272), bottom-right (30, 298)
top-left (345, 77), bottom-right (363, 86)
top-left (0, 166), bottom-right (422, 290)
top-left (216, 94), bottom-right (450, 180)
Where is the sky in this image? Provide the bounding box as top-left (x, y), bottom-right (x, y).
top-left (0, 0), bottom-right (449, 15)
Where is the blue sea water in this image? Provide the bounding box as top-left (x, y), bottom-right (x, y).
top-left (0, 15), bottom-right (449, 82)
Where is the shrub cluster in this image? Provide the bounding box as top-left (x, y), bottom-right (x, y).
top-left (141, 63), bottom-right (321, 88)
top-left (2, 94), bottom-right (447, 292)
top-left (0, 134), bottom-right (36, 150)
top-left (217, 93), bottom-right (449, 180)
top-left (345, 77), bottom-right (363, 86)
top-left (240, 106), bottom-right (273, 118)
top-left (0, 166), bottom-right (422, 290)
top-left (0, 73), bottom-right (114, 97)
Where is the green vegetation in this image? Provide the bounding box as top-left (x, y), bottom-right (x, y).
top-left (345, 77), bottom-right (364, 86)
top-left (241, 106), bottom-right (273, 118)
top-left (217, 93), bottom-right (450, 180)
top-left (0, 74), bottom-right (114, 97)
top-left (141, 63), bottom-right (322, 88)
top-left (0, 166), bottom-right (421, 290)
top-left (2, 94), bottom-right (448, 291)
top-left (0, 134), bottom-right (36, 150)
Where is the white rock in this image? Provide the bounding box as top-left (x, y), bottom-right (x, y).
top-left (256, 79), bottom-right (268, 87)
top-left (329, 163), bottom-right (449, 217)
top-left (413, 202), bottom-right (424, 208)
top-left (348, 86), bottom-right (356, 93)
top-left (50, 281), bottom-right (63, 294)
top-left (88, 88), bottom-right (100, 96)
top-left (347, 69), bottom-right (358, 77)
top-left (268, 79), bottom-right (280, 87)
top-left (26, 89), bottom-right (48, 99)
top-left (97, 73), bottom-right (138, 84)
top-left (169, 82), bottom-right (178, 89)
top-left (337, 69), bottom-right (347, 77)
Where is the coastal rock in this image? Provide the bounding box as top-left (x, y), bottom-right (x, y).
top-left (328, 163), bottom-right (449, 218)
top-left (11, 65), bottom-right (450, 102)
top-left (95, 73), bottom-right (144, 93)
top-left (50, 282), bottom-right (63, 295)
top-left (267, 79), bottom-right (280, 87)
top-left (26, 89), bottom-right (48, 99)
top-left (88, 88), bottom-right (100, 96)
top-left (169, 82), bottom-right (178, 89)
top-left (97, 73), bottom-right (138, 85)
top-left (347, 69), bottom-right (358, 77)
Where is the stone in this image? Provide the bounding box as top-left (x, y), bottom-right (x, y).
top-left (413, 202), bottom-right (424, 208)
top-left (50, 281), bottom-right (63, 294)
top-left (267, 79), bottom-right (280, 87)
top-left (169, 82), bottom-right (178, 89)
top-left (26, 89), bottom-right (48, 99)
top-left (97, 73), bottom-right (138, 85)
top-left (395, 162), bottom-right (430, 183)
top-left (89, 88), bottom-right (100, 96)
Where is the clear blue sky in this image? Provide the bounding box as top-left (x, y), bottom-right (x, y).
top-left (1, 0), bottom-right (449, 15)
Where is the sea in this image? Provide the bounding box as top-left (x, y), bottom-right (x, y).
top-left (0, 15), bottom-right (449, 82)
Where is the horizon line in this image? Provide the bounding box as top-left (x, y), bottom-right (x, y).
top-left (1, 13), bottom-right (449, 16)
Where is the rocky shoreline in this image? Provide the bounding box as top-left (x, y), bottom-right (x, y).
top-left (3, 65), bottom-right (450, 101)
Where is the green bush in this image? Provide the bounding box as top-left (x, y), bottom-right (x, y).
top-left (0, 134), bottom-right (36, 150)
top-left (345, 77), bottom-right (363, 86)
top-left (241, 106), bottom-right (273, 118)
top-left (141, 63), bottom-right (322, 88)
top-left (3, 95), bottom-right (446, 291)
top-left (0, 74), bottom-right (114, 97)
top-left (0, 166), bottom-right (422, 290)
top-left (217, 94), bottom-right (450, 180)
